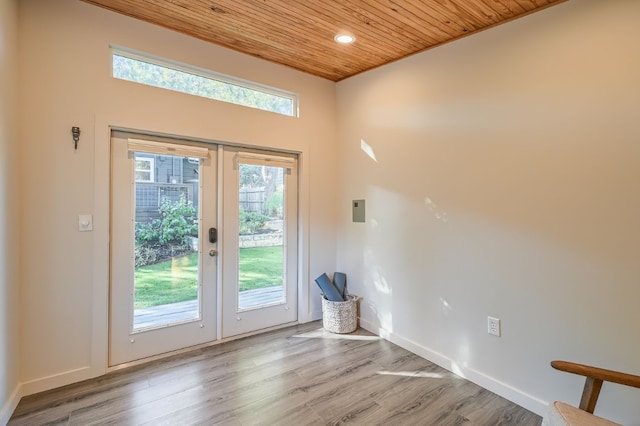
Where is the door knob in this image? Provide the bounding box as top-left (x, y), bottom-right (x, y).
top-left (209, 249), bottom-right (218, 257)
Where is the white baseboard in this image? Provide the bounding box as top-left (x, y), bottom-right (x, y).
top-left (0, 384), bottom-right (22, 426)
top-left (20, 365), bottom-right (101, 397)
top-left (358, 317), bottom-right (549, 417)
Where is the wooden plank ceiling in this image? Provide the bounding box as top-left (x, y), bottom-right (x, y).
top-left (81, 0), bottom-right (566, 81)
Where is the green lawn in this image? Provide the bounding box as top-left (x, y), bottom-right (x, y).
top-left (134, 252), bottom-right (199, 308)
top-left (134, 246), bottom-right (283, 308)
top-left (239, 246), bottom-right (284, 291)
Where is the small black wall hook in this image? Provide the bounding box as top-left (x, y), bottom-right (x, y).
top-left (71, 126), bottom-right (81, 150)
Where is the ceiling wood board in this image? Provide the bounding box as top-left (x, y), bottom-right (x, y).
top-left (81, 0), bottom-right (566, 81)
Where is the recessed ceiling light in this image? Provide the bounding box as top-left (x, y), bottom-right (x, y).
top-left (334, 34), bottom-right (355, 44)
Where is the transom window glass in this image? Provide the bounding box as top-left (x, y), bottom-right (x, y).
top-left (111, 46), bottom-right (298, 117)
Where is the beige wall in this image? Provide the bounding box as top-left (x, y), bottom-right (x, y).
top-left (0, 0), bottom-right (21, 423)
top-left (11, 0), bottom-right (640, 423)
top-left (18, 0), bottom-right (336, 394)
top-left (336, 0), bottom-right (640, 422)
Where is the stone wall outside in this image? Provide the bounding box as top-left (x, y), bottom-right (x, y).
top-left (239, 232), bottom-right (283, 248)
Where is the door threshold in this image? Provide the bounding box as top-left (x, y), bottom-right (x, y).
top-left (107, 320), bottom-right (299, 372)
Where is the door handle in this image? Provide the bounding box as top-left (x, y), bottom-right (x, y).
top-left (209, 249), bottom-right (218, 257)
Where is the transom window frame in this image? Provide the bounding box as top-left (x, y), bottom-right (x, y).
top-left (111, 45), bottom-right (299, 117)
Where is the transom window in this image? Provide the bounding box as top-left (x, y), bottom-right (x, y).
top-left (111, 46), bottom-right (298, 117)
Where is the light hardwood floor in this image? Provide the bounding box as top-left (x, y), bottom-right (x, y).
top-left (9, 322), bottom-right (541, 425)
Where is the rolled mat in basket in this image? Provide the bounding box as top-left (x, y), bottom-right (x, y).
top-left (322, 295), bottom-right (358, 334)
top-left (315, 273), bottom-right (344, 302)
top-left (333, 272), bottom-right (347, 300)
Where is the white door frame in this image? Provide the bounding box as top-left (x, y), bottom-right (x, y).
top-left (89, 118), bottom-right (312, 377)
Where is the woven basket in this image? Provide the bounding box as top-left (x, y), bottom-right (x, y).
top-left (322, 295), bottom-right (358, 334)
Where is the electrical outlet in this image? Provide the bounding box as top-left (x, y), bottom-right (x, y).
top-left (488, 316), bottom-right (501, 337)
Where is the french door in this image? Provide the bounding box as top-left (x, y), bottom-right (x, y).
top-left (110, 136), bottom-right (218, 365)
top-left (109, 135), bottom-right (298, 366)
top-left (220, 147), bottom-right (298, 338)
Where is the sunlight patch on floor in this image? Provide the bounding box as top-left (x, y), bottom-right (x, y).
top-left (292, 328), bottom-right (380, 341)
top-left (377, 370), bottom-right (444, 379)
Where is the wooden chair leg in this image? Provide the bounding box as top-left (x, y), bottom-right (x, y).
top-left (580, 377), bottom-right (603, 413)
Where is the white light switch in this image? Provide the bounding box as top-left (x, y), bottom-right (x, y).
top-left (78, 214), bottom-right (93, 232)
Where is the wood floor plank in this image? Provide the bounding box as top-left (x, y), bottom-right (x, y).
top-left (9, 321), bottom-right (541, 426)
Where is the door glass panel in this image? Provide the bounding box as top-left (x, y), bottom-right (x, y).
top-left (133, 152), bottom-right (201, 330)
top-left (237, 163), bottom-right (285, 310)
